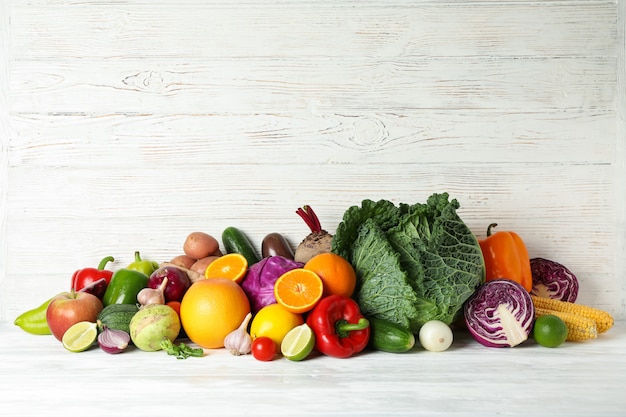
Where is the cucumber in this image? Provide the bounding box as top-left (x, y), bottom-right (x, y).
top-left (222, 226), bottom-right (261, 266)
top-left (367, 316), bottom-right (416, 353)
top-left (97, 303), bottom-right (140, 334)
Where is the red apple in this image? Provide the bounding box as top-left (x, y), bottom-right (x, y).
top-left (46, 291), bottom-right (104, 341)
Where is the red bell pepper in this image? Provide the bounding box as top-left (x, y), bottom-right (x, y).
top-left (70, 256), bottom-right (115, 292)
top-left (306, 294), bottom-right (370, 358)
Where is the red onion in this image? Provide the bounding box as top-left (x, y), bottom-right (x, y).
top-left (98, 326), bottom-right (131, 354)
top-left (148, 266), bottom-right (191, 303)
top-left (78, 277), bottom-right (108, 300)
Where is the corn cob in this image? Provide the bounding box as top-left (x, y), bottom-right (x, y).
top-left (531, 295), bottom-right (614, 334)
top-left (534, 307), bottom-right (597, 341)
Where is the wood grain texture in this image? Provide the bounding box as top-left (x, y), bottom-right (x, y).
top-left (9, 58), bottom-right (617, 113)
top-left (1, 0), bottom-right (11, 321)
top-left (1, 321), bottom-right (625, 417)
top-left (9, 2), bottom-right (617, 59)
top-left (7, 110), bottom-right (617, 166)
top-left (618, 0), bottom-right (626, 318)
top-left (1, 1), bottom-right (625, 323)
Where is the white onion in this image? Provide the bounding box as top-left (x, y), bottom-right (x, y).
top-left (418, 320), bottom-right (453, 352)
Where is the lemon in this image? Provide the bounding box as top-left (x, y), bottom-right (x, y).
top-left (250, 303), bottom-right (304, 349)
top-left (281, 323), bottom-right (315, 361)
top-left (62, 321), bottom-right (98, 352)
top-left (533, 315), bottom-right (568, 348)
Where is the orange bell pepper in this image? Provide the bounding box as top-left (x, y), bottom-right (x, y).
top-left (478, 223), bottom-right (532, 292)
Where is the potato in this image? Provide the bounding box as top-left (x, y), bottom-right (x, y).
top-left (169, 254), bottom-right (196, 269)
top-left (190, 255), bottom-right (220, 276)
top-left (183, 232), bottom-right (219, 260)
top-left (159, 262), bottom-right (205, 284)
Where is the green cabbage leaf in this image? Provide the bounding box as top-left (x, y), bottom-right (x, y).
top-left (332, 193), bottom-right (485, 333)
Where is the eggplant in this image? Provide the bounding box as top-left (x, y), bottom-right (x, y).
top-left (261, 232), bottom-right (295, 260)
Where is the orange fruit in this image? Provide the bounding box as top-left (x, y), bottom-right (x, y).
top-left (303, 252), bottom-right (357, 298)
top-left (180, 278), bottom-right (250, 349)
top-left (274, 268), bottom-right (324, 314)
top-left (204, 252), bottom-right (248, 283)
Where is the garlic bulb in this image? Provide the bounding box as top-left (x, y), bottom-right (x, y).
top-left (137, 277), bottom-right (168, 306)
top-left (224, 312), bottom-right (253, 355)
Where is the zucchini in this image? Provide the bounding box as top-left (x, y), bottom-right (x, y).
top-left (222, 226), bottom-right (261, 266)
top-left (367, 316), bottom-right (416, 353)
top-left (97, 303), bottom-right (140, 334)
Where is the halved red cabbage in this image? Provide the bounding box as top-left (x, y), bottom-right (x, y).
top-left (240, 255), bottom-right (303, 314)
top-left (530, 257), bottom-right (579, 302)
top-left (464, 279), bottom-right (534, 348)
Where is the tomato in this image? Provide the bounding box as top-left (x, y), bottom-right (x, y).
top-left (251, 336), bottom-right (276, 361)
top-left (166, 301), bottom-right (182, 324)
top-left (166, 301), bottom-right (181, 317)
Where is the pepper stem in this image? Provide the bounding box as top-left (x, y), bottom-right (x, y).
top-left (97, 256), bottom-right (115, 271)
top-left (336, 318), bottom-right (370, 339)
top-left (486, 223), bottom-right (498, 237)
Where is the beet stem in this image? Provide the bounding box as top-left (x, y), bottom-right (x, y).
top-left (296, 205), bottom-right (322, 233)
top-left (306, 205), bottom-right (322, 231)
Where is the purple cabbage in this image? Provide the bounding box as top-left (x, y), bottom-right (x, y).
top-left (464, 279), bottom-right (534, 348)
top-left (240, 256), bottom-right (303, 314)
top-left (530, 257), bottom-right (579, 302)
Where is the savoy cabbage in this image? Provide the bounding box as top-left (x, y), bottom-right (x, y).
top-left (332, 193), bottom-right (485, 333)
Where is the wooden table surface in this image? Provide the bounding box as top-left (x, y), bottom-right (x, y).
top-left (1, 321), bottom-right (624, 417)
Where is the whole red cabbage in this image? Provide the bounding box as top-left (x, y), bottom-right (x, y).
top-left (464, 279), bottom-right (534, 348)
top-left (530, 257), bottom-right (579, 302)
top-left (240, 256), bottom-right (303, 314)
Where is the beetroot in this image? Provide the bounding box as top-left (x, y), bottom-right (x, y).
top-left (294, 205), bottom-right (333, 263)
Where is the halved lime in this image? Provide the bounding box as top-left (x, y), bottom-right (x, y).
top-left (62, 321), bottom-right (98, 352)
top-left (281, 323), bottom-right (315, 361)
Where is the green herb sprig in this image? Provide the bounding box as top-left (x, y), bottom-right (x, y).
top-left (160, 338), bottom-right (204, 359)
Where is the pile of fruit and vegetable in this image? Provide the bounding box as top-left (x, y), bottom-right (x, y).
top-left (14, 193), bottom-right (615, 361)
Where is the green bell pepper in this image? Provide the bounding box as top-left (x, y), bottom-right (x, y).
top-left (127, 251), bottom-right (159, 276)
top-left (102, 268), bottom-right (149, 306)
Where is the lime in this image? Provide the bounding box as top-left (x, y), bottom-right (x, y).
top-left (281, 323), bottom-right (315, 361)
top-left (62, 321), bottom-right (98, 352)
top-left (533, 315), bottom-right (568, 348)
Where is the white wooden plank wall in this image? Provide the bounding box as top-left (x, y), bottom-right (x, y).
top-left (1, 0), bottom-right (624, 321)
